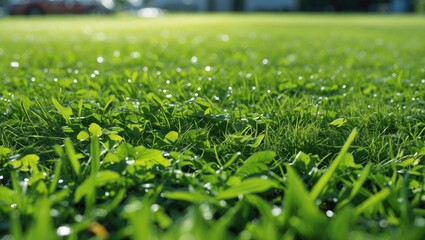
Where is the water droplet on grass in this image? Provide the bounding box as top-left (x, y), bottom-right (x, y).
top-left (131, 51), bottom-right (140, 58)
top-left (205, 66), bottom-right (211, 72)
top-left (57, 225), bottom-right (72, 236)
top-left (271, 206), bottom-right (282, 216)
top-left (151, 204), bottom-right (160, 212)
top-left (326, 210), bottom-right (334, 218)
top-left (74, 214), bottom-right (83, 222)
top-left (51, 208), bottom-right (59, 217)
top-left (125, 158), bottom-right (135, 165)
top-left (96, 57), bottom-right (104, 63)
top-left (262, 58), bottom-right (269, 65)
top-left (200, 203), bottom-right (213, 220)
top-left (141, 183), bottom-right (154, 189)
top-left (10, 61), bottom-right (19, 68)
top-left (220, 34), bottom-right (230, 42)
top-left (379, 220), bottom-right (388, 228)
top-left (190, 56), bottom-right (198, 63)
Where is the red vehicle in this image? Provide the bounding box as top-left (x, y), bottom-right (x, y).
top-left (7, 0), bottom-right (113, 15)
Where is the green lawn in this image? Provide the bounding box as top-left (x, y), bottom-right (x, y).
top-left (0, 14), bottom-right (425, 239)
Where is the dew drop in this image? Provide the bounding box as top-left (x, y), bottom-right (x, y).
top-left (125, 158), bottom-right (135, 165)
top-left (10, 61), bottom-right (19, 68)
top-left (131, 51), bottom-right (141, 58)
top-left (200, 203), bottom-right (213, 220)
top-left (151, 204), bottom-right (160, 212)
top-left (326, 210), bottom-right (334, 218)
top-left (50, 208), bottom-right (59, 217)
top-left (74, 214), bottom-right (83, 222)
top-left (56, 225), bottom-right (72, 236)
top-left (379, 220), bottom-right (388, 228)
top-left (220, 34), bottom-right (230, 42)
top-left (96, 57), bottom-right (104, 63)
top-left (271, 206), bottom-right (282, 216)
top-left (205, 66), bottom-right (211, 72)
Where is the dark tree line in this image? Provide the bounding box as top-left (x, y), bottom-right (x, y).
top-left (299, 0), bottom-right (414, 12)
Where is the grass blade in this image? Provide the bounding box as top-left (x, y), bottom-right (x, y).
top-left (90, 135), bottom-right (100, 176)
top-left (51, 97), bottom-right (72, 125)
top-left (64, 138), bottom-right (82, 177)
top-left (355, 188), bottom-right (391, 215)
top-left (217, 177), bottom-right (279, 199)
top-left (337, 162), bottom-right (372, 209)
top-left (310, 128), bottom-right (358, 200)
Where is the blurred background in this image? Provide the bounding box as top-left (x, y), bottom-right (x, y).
top-left (0, 0), bottom-right (424, 16)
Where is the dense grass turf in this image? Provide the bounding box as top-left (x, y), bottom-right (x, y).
top-left (1, 14), bottom-right (425, 239)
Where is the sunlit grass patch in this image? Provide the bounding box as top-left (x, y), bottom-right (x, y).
top-left (1, 14), bottom-right (425, 239)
